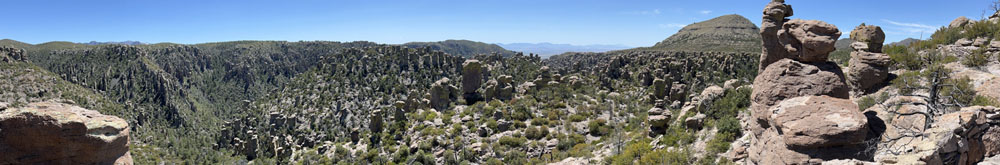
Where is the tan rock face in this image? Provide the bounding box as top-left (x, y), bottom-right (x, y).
top-left (751, 58), bottom-right (849, 122)
top-left (847, 51), bottom-right (891, 94)
top-left (770, 96), bottom-right (868, 148)
top-left (778, 19), bottom-right (842, 63)
top-left (0, 101), bottom-right (132, 164)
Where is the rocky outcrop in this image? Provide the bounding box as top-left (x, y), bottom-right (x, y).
top-left (951, 16), bottom-right (971, 28)
top-left (1, 47), bottom-right (25, 63)
top-left (484, 75), bottom-right (514, 101)
top-left (462, 60), bottom-right (485, 103)
top-left (0, 101), bottom-right (132, 164)
top-left (846, 24), bottom-right (891, 96)
top-left (759, 0), bottom-right (795, 73)
top-left (429, 78), bottom-right (459, 110)
top-left (746, 1), bottom-right (870, 164)
top-left (648, 107), bottom-right (671, 136)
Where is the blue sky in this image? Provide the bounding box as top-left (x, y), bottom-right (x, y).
top-left (1, 0), bottom-right (995, 47)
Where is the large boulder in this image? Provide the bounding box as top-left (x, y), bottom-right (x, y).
top-left (769, 96), bottom-right (868, 148)
top-left (778, 19), bottom-right (842, 62)
top-left (0, 101), bottom-right (132, 164)
top-left (951, 16), bottom-right (971, 28)
top-left (847, 51), bottom-right (891, 95)
top-left (751, 58), bottom-right (849, 124)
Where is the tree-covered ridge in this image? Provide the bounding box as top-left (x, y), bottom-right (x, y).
top-left (403, 39), bottom-right (517, 57)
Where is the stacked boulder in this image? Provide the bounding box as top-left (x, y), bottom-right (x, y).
top-left (846, 24), bottom-right (891, 96)
top-left (462, 60), bottom-right (485, 104)
top-left (647, 78), bottom-right (672, 136)
top-left (0, 101), bottom-right (133, 164)
top-left (484, 75), bottom-right (514, 101)
top-left (746, 1), bottom-right (870, 164)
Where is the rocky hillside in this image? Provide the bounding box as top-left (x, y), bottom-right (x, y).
top-left (3, 1), bottom-right (1000, 164)
top-left (403, 40), bottom-right (517, 57)
top-left (646, 14), bottom-right (761, 53)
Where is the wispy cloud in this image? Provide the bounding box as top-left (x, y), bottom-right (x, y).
top-left (699, 10), bottom-right (713, 14)
top-left (882, 19), bottom-right (937, 30)
top-left (659, 23), bottom-right (688, 29)
top-left (623, 9), bottom-right (661, 15)
top-left (880, 19), bottom-right (939, 38)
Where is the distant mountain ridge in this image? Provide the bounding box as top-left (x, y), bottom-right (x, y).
top-left (643, 14), bottom-right (761, 53)
top-left (82, 40), bottom-right (147, 45)
top-left (402, 39), bottom-right (517, 57)
top-left (497, 43), bottom-right (632, 58)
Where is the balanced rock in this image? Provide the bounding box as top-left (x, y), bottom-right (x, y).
top-left (849, 24), bottom-right (885, 52)
top-left (769, 96), bottom-right (867, 148)
top-left (0, 101), bottom-right (132, 164)
top-left (777, 19), bottom-right (842, 62)
top-left (846, 24), bottom-right (890, 95)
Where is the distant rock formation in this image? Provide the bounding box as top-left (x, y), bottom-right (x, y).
top-left (0, 101), bottom-right (132, 164)
top-left (1, 47), bottom-right (24, 63)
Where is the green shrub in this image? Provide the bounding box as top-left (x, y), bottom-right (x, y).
top-left (963, 47), bottom-right (993, 68)
top-left (638, 148), bottom-right (691, 165)
top-left (499, 136), bottom-right (527, 148)
top-left (829, 49), bottom-right (851, 67)
top-left (973, 95), bottom-right (1000, 107)
top-left (568, 114), bottom-right (586, 122)
top-left (606, 138), bottom-right (652, 165)
top-left (885, 45), bottom-right (923, 70)
top-left (588, 119), bottom-right (610, 136)
top-left (857, 92), bottom-right (890, 111)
